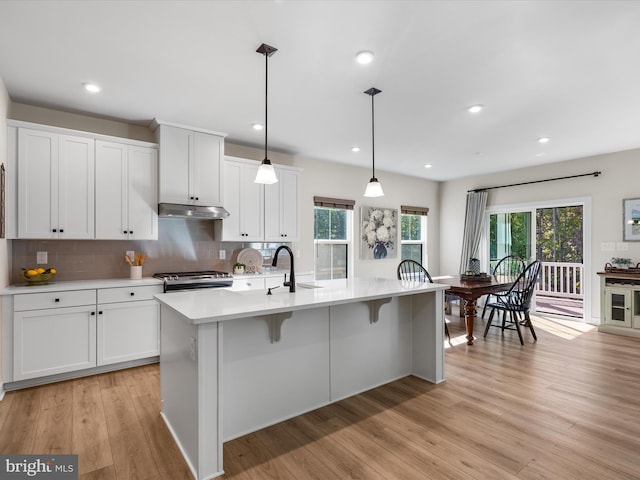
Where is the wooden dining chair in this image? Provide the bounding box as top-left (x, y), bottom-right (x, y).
top-left (481, 255), bottom-right (525, 319)
top-left (483, 259), bottom-right (541, 345)
top-left (397, 260), bottom-right (450, 341)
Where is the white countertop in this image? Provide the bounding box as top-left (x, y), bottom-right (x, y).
top-left (0, 270), bottom-right (313, 295)
top-left (0, 277), bottom-right (163, 295)
top-left (154, 277), bottom-right (448, 324)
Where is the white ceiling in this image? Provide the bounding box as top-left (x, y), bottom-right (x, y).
top-left (1, 0), bottom-right (639, 181)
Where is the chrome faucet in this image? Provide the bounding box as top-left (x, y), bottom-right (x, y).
top-left (272, 245), bottom-right (296, 292)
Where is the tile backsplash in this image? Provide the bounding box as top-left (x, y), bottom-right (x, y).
top-left (11, 219), bottom-right (290, 284)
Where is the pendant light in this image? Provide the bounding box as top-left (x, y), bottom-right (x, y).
top-left (363, 87), bottom-right (384, 197)
top-left (254, 43), bottom-right (279, 184)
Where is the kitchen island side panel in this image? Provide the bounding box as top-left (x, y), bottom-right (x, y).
top-left (222, 308), bottom-right (331, 441)
top-left (159, 305), bottom-right (222, 480)
top-left (411, 290), bottom-right (444, 383)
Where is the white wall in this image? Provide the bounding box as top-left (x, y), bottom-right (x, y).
top-left (440, 148), bottom-right (640, 322)
top-left (225, 144), bottom-right (441, 279)
top-left (0, 79), bottom-right (10, 287)
top-left (0, 76), bottom-right (11, 390)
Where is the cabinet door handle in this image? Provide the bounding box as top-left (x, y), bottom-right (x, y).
top-left (195, 197), bottom-right (199, 201)
top-left (60, 229), bottom-right (64, 233)
top-left (129, 231), bottom-right (133, 234)
top-left (98, 311), bottom-right (103, 315)
top-left (130, 292), bottom-right (135, 296)
top-left (54, 298), bottom-right (60, 303)
top-left (52, 229), bottom-right (57, 233)
top-left (91, 311), bottom-right (95, 316)
top-left (123, 230), bottom-right (128, 234)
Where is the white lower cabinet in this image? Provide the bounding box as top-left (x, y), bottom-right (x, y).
top-left (14, 305), bottom-right (97, 381)
top-left (12, 284), bottom-right (161, 382)
top-left (97, 300), bottom-right (159, 365)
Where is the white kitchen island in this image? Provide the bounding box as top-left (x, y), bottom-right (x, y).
top-left (154, 277), bottom-right (447, 480)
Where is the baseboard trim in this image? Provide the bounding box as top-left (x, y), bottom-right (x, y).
top-left (3, 357), bottom-right (159, 391)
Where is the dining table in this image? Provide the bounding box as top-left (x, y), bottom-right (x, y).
top-left (433, 274), bottom-right (515, 345)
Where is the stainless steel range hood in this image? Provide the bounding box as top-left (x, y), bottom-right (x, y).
top-left (158, 203), bottom-right (230, 219)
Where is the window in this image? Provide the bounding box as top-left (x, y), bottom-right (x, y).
top-left (314, 197), bottom-right (354, 280)
top-left (400, 206), bottom-right (428, 265)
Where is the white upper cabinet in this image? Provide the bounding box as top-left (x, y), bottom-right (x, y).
top-left (222, 157), bottom-right (301, 242)
top-left (222, 158), bottom-right (264, 241)
top-left (264, 166), bottom-right (300, 242)
top-left (95, 141), bottom-right (158, 240)
top-left (155, 122), bottom-right (225, 206)
top-left (17, 128), bottom-right (95, 239)
top-left (9, 120), bottom-right (159, 240)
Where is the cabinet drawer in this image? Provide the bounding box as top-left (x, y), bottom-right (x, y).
top-left (98, 285), bottom-right (163, 304)
top-left (14, 290), bottom-right (97, 311)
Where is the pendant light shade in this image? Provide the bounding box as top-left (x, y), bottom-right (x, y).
top-left (255, 43), bottom-right (279, 184)
top-left (364, 178), bottom-right (384, 197)
top-left (255, 159), bottom-right (277, 184)
top-left (363, 87), bottom-right (384, 197)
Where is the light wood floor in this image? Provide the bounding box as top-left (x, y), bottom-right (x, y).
top-left (2, 313), bottom-right (640, 480)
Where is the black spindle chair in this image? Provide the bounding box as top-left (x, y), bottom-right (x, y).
top-left (483, 260), bottom-right (541, 345)
top-left (481, 255), bottom-right (526, 319)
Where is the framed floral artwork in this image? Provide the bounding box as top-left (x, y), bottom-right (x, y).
top-left (361, 206), bottom-right (397, 259)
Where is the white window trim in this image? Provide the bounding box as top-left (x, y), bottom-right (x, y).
top-left (314, 208), bottom-right (354, 280)
top-left (400, 214), bottom-right (428, 267)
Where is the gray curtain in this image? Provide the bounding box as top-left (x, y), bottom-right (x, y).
top-left (459, 191), bottom-right (488, 273)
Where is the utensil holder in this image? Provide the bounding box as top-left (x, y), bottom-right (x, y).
top-left (130, 266), bottom-right (142, 279)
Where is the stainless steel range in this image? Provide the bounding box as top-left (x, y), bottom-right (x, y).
top-left (153, 270), bottom-right (233, 292)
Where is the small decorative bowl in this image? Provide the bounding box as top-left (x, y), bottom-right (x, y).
top-left (22, 271), bottom-right (56, 285)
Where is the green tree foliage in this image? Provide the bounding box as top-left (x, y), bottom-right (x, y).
top-left (314, 207), bottom-right (347, 240)
top-left (489, 212), bottom-right (531, 261)
top-left (489, 206), bottom-right (583, 263)
top-left (536, 206), bottom-right (583, 263)
top-left (401, 214), bottom-right (421, 240)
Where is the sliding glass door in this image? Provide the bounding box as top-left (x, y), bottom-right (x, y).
top-left (484, 200), bottom-right (588, 320)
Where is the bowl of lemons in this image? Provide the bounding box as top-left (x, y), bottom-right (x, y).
top-left (22, 267), bottom-right (57, 285)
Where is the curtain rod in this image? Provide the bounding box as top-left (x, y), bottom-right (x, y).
top-left (468, 171), bottom-right (601, 193)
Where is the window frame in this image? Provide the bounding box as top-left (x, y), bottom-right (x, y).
top-left (313, 206), bottom-right (354, 280)
top-left (400, 213), bottom-right (428, 267)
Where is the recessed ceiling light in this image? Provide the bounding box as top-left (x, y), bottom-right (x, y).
top-left (538, 136), bottom-right (550, 144)
top-left (424, 164), bottom-right (432, 169)
top-left (351, 146), bottom-right (360, 152)
top-left (252, 123), bottom-right (264, 131)
top-left (355, 51), bottom-right (375, 65)
top-left (467, 104), bottom-right (484, 113)
top-left (83, 82), bottom-right (101, 93)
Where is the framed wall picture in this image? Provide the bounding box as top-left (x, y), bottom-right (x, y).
top-left (360, 206), bottom-right (397, 260)
top-left (623, 198), bottom-right (640, 241)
